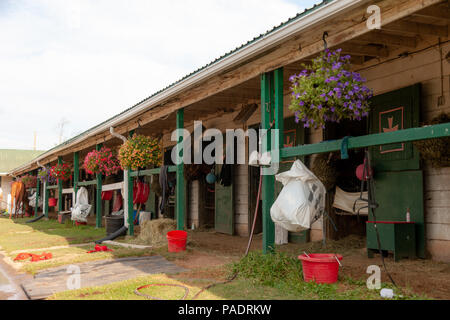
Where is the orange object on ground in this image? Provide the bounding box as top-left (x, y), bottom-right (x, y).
top-left (14, 252), bottom-right (52, 262)
top-left (87, 244), bottom-right (113, 253)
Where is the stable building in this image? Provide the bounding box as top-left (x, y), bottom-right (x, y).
top-left (9, 0), bottom-right (450, 262)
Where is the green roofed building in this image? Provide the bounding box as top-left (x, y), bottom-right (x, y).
top-left (0, 149), bottom-right (45, 210)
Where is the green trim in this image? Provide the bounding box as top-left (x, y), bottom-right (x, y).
top-left (96, 144), bottom-right (103, 228)
top-left (35, 178), bottom-right (40, 217)
top-left (46, 185), bottom-right (59, 190)
top-left (176, 109), bottom-right (185, 230)
top-left (43, 185), bottom-right (49, 218)
top-left (73, 152), bottom-right (79, 197)
top-left (281, 122), bottom-right (450, 159)
top-left (127, 169), bottom-right (134, 236)
top-left (57, 157), bottom-right (63, 213)
top-left (261, 72), bottom-right (276, 254)
top-left (127, 130), bottom-right (135, 236)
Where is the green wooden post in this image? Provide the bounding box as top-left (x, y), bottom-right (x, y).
top-left (73, 152), bottom-right (79, 199)
top-left (261, 71), bottom-right (276, 254)
top-left (176, 109), bottom-right (185, 230)
top-left (274, 68), bottom-right (284, 159)
top-left (35, 172), bottom-right (40, 217)
top-left (57, 157), bottom-right (63, 213)
top-left (127, 169), bottom-right (134, 235)
top-left (44, 183), bottom-right (49, 218)
top-left (127, 130), bottom-right (135, 236)
top-left (95, 144), bottom-right (103, 228)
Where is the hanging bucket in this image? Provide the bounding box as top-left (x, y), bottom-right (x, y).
top-left (166, 230), bottom-right (187, 252)
top-left (101, 191), bottom-right (113, 201)
top-left (298, 253), bottom-right (343, 284)
top-left (48, 198), bottom-right (57, 207)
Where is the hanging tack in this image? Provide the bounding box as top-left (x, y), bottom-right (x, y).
top-left (323, 31), bottom-right (329, 50)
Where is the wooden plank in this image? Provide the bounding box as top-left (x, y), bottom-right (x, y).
top-left (355, 31), bottom-right (417, 48)
top-left (102, 182), bottom-right (124, 192)
top-left (78, 180), bottom-right (97, 187)
top-left (412, 5), bottom-right (450, 21)
top-left (426, 223), bottom-right (450, 241)
top-left (382, 20), bottom-right (448, 37)
top-left (339, 43), bottom-right (389, 57)
top-left (426, 207), bottom-right (450, 224)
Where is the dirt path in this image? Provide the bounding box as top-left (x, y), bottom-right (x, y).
top-left (170, 231), bottom-right (450, 300)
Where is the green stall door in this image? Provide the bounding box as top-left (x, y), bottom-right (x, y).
top-left (215, 164), bottom-right (234, 235)
top-left (369, 84), bottom-right (424, 258)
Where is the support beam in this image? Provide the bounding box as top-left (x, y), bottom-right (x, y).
top-left (35, 174), bottom-right (40, 217)
top-left (339, 43), bottom-right (389, 58)
top-left (355, 31), bottom-right (417, 48)
top-left (382, 20), bottom-right (448, 37)
top-left (176, 109), bottom-right (185, 230)
top-left (127, 130), bottom-right (135, 236)
top-left (261, 71), bottom-right (275, 254)
top-left (57, 157), bottom-right (63, 214)
top-left (96, 144), bottom-right (103, 228)
top-left (412, 6), bottom-right (450, 22)
top-left (73, 152), bottom-right (79, 199)
top-left (43, 184), bottom-right (49, 218)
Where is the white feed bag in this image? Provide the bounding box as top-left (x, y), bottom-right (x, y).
top-left (270, 160), bottom-right (326, 232)
top-left (71, 187), bottom-right (92, 222)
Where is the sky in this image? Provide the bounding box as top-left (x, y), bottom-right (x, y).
top-left (0, 0), bottom-right (322, 151)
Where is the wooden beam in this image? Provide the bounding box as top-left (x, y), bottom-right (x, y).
top-left (355, 31), bottom-right (417, 48)
top-left (382, 20), bottom-right (448, 37)
top-left (412, 5), bottom-right (450, 21)
top-left (339, 43), bottom-right (389, 57)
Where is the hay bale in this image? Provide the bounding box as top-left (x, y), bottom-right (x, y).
top-left (150, 175), bottom-right (162, 197)
top-left (413, 113), bottom-right (450, 168)
top-left (311, 153), bottom-right (337, 191)
top-left (136, 218), bottom-right (176, 246)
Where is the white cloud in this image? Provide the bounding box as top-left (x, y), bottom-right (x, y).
top-left (0, 0), bottom-right (320, 150)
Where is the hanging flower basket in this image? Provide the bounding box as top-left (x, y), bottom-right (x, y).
top-left (119, 134), bottom-right (162, 170)
top-left (83, 147), bottom-right (122, 176)
top-left (38, 167), bottom-right (57, 185)
top-left (21, 174), bottom-right (37, 188)
top-left (50, 163), bottom-right (72, 182)
top-left (289, 48), bottom-right (373, 129)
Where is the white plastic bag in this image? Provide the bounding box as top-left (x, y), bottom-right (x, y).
top-left (270, 160), bottom-right (326, 232)
top-left (71, 187), bottom-right (92, 222)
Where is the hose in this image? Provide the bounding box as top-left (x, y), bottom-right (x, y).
top-left (135, 167), bottom-right (264, 300)
top-left (26, 215), bottom-right (45, 224)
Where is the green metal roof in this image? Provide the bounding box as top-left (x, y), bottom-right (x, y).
top-left (12, 0), bottom-right (331, 170)
top-left (0, 149), bottom-right (45, 174)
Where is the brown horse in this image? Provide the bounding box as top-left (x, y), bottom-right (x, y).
top-left (10, 181), bottom-right (28, 218)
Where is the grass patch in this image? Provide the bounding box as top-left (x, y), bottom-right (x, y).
top-left (0, 217), bottom-right (105, 254)
top-left (0, 216), bottom-right (152, 274)
top-left (230, 250), bottom-right (427, 300)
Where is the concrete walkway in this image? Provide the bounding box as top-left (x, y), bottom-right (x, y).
top-left (21, 256), bottom-right (186, 300)
top-left (0, 254), bottom-right (28, 300)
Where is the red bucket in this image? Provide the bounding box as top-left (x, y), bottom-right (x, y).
top-left (48, 198), bottom-right (57, 207)
top-left (166, 230), bottom-right (187, 252)
top-left (298, 253), bottom-right (343, 284)
top-left (75, 221), bottom-right (87, 226)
